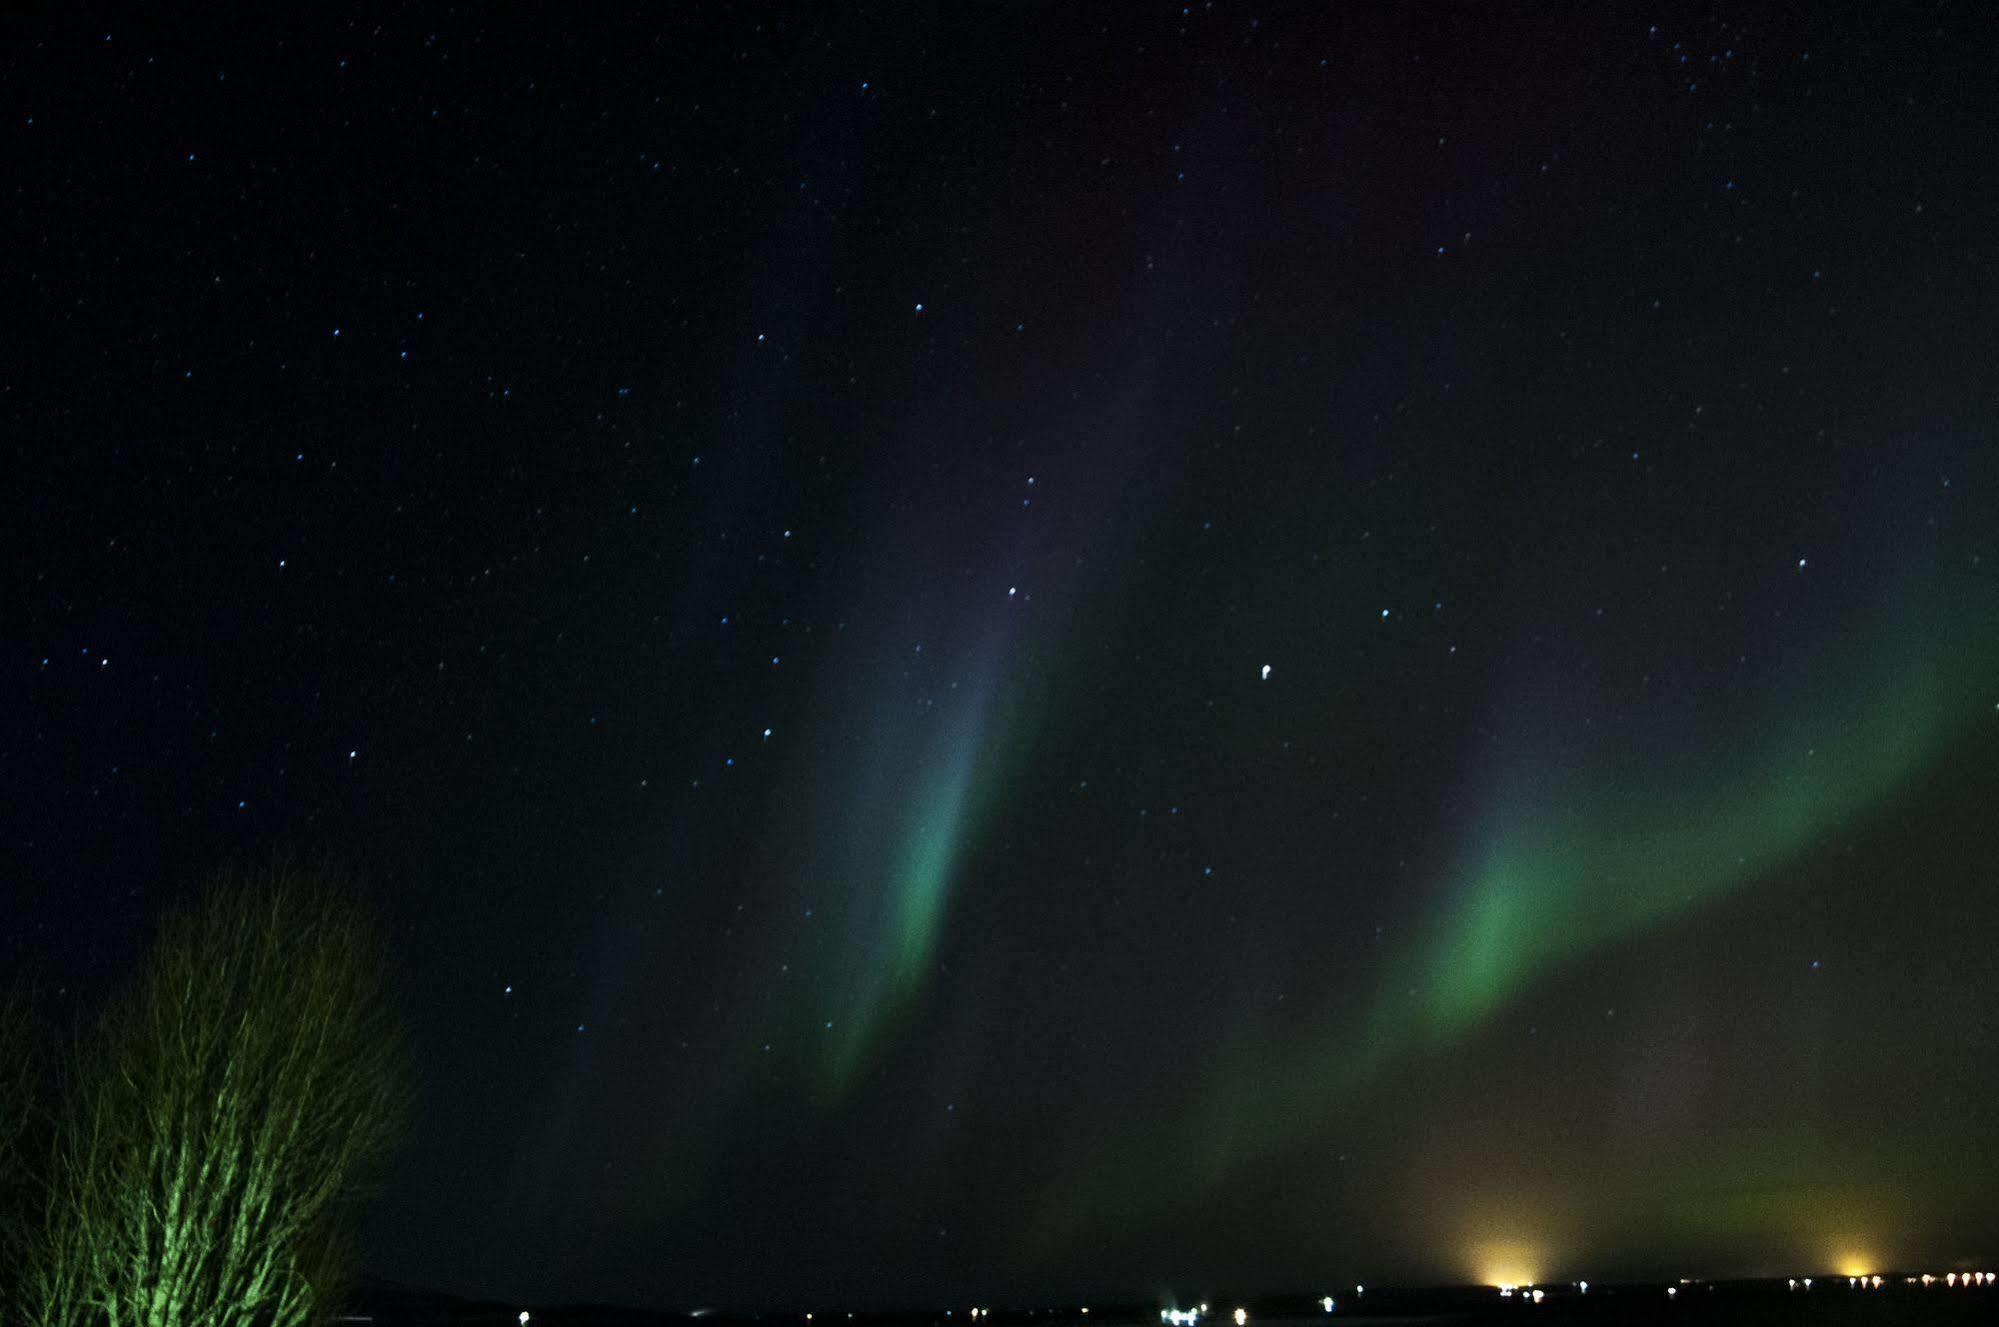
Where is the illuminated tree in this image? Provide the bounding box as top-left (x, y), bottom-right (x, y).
top-left (0, 994), bottom-right (31, 1197)
top-left (0, 991), bottom-right (41, 1312)
top-left (23, 866), bottom-right (409, 1327)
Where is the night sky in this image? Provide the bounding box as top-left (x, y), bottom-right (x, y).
top-left (7, 2), bottom-right (1999, 1313)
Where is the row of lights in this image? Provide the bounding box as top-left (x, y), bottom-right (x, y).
top-left (1494, 1270), bottom-right (1996, 1302)
top-left (762, 1267), bottom-right (1999, 1327)
top-left (1499, 1280), bottom-right (1702, 1303)
top-left (1162, 1288), bottom-right (1364, 1327)
top-left (1498, 1280), bottom-right (1594, 1302)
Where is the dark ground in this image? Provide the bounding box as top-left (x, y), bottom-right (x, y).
top-left (345, 1278), bottom-right (1999, 1326)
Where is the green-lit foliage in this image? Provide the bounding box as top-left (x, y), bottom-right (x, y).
top-left (20, 866), bottom-right (410, 1327)
top-left (0, 992), bottom-right (41, 1316)
top-left (0, 995), bottom-right (32, 1197)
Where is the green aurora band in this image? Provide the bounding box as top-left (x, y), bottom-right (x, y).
top-left (1031, 560), bottom-right (1999, 1252)
top-left (819, 671), bottom-right (1000, 1089)
top-left (805, 624), bottom-right (1051, 1093)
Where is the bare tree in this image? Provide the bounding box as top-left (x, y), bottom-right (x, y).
top-left (25, 866), bottom-right (410, 1327)
top-left (0, 993), bottom-right (32, 1202)
top-left (0, 990), bottom-right (41, 1315)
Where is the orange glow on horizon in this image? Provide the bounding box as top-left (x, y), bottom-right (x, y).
top-left (1470, 1238), bottom-right (1546, 1291)
top-left (1835, 1254), bottom-right (1877, 1279)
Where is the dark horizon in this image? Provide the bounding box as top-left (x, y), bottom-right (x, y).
top-left (7, 1), bottom-right (1997, 1314)
top-left (349, 1271), bottom-right (1995, 1320)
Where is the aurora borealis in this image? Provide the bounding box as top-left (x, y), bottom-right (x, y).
top-left (1036, 556), bottom-right (1999, 1260)
top-left (8, 2), bottom-right (1998, 1314)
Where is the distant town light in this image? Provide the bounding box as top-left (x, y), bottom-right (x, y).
top-left (519, 1314), bottom-right (531, 1326)
top-left (1233, 1308), bottom-right (1247, 1326)
top-left (1665, 1288), bottom-right (1676, 1298)
top-left (1530, 1289), bottom-right (1544, 1304)
top-left (1319, 1297), bottom-right (1333, 1313)
top-left (1577, 1281), bottom-right (1588, 1294)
